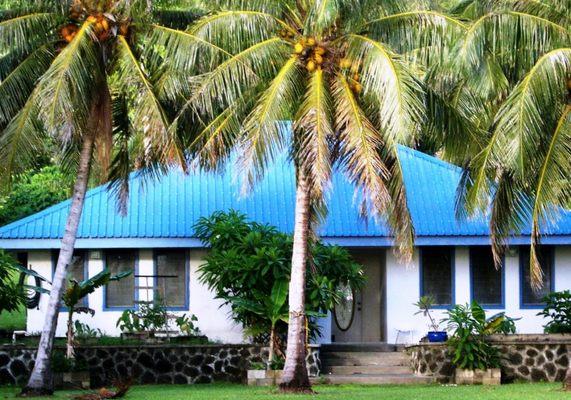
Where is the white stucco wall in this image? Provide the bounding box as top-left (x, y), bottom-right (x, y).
top-left (384, 246), bottom-right (571, 344)
top-left (24, 245), bottom-right (571, 345)
top-left (25, 249), bottom-right (244, 343)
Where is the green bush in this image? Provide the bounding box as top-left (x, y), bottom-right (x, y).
top-left (0, 166), bottom-right (72, 226)
top-left (444, 301), bottom-right (517, 370)
top-left (538, 291), bottom-right (571, 333)
top-left (194, 210), bottom-right (366, 345)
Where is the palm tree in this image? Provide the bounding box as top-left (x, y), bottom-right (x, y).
top-left (0, 0), bottom-right (208, 395)
top-left (447, 0), bottom-right (570, 390)
top-left (166, 0), bottom-right (465, 390)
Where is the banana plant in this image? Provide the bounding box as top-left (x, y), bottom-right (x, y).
top-left (229, 280), bottom-right (289, 365)
top-left (63, 268), bottom-right (132, 359)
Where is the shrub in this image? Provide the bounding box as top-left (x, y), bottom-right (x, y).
top-left (538, 290), bottom-right (571, 333)
top-left (444, 301), bottom-right (517, 370)
top-left (195, 210), bottom-right (365, 352)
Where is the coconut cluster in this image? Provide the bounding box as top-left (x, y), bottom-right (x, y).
top-left (293, 37), bottom-right (327, 72)
top-left (61, 2), bottom-right (128, 44)
top-left (339, 58), bottom-right (362, 94)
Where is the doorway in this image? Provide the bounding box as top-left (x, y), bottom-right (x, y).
top-left (332, 249), bottom-right (386, 342)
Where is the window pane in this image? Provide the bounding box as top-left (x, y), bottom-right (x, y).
top-left (521, 246), bottom-right (552, 305)
top-left (105, 250), bottom-right (136, 308)
top-left (471, 247), bottom-right (503, 306)
top-left (421, 247), bottom-right (453, 305)
top-left (155, 250), bottom-right (187, 308)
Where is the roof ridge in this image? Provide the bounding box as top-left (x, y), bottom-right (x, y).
top-left (397, 145), bottom-right (463, 173)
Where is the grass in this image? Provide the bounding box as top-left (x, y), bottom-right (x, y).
top-left (0, 272), bottom-right (26, 331)
top-left (0, 383), bottom-right (567, 399)
top-left (0, 308), bottom-right (26, 331)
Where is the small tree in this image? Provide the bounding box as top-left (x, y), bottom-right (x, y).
top-left (63, 269), bottom-right (132, 358)
top-left (195, 210), bottom-right (365, 363)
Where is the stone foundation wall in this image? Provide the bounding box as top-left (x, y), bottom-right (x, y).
top-left (408, 334), bottom-right (569, 383)
top-left (0, 344), bottom-right (321, 387)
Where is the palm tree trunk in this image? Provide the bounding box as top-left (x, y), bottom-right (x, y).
top-left (279, 171), bottom-right (312, 392)
top-left (66, 308), bottom-right (75, 359)
top-left (21, 131), bottom-right (94, 396)
top-left (268, 325), bottom-right (275, 366)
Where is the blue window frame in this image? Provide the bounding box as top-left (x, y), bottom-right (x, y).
top-left (419, 247), bottom-right (455, 308)
top-left (153, 249), bottom-right (189, 310)
top-left (520, 246), bottom-right (554, 309)
top-left (103, 249), bottom-right (138, 311)
top-left (51, 250), bottom-right (89, 309)
top-left (469, 247), bottom-right (504, 308)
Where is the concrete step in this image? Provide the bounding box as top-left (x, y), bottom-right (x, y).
top-left (322, 365), bottom-right (412, 375)
top-left (318, 373), bottom-right (435, 385)
top-left (321, 352), bottom-right (408, 366)
top-left (320, 343), bottom-right (397, 353)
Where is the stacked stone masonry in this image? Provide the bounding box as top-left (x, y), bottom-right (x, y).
top-left (0, 344), bottom-right (321, 387)
top-left (408, 335), bottom-right (569, 383)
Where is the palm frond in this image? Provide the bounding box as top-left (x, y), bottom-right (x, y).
top-left (455, 11), bottom-right (569, 82)
top-left (528, 106), bottom-right (571, 289)
top-left (493, 48), bottom-right (571, 175)
top-left (347, 34), bottom-right (424, 145)
top-left (238, 57), bottom-right (303, 190)
top-left (35, 21), bottom-right (101, 141)
top-left (0, 94), bottom-right (44, 180)
top-left (172, 37), bottom-right (290, 126)
top-left (332, 72), bottom-right (392, 217)
top-left (363, 11), bottom-right (467, 66)
top-left (304, 0), bottom-right (340, 37)
top-left (0, 12), bottom-right (61, 56)
top-left (294, 67), bottom-right (334, 200)
top-left (189, 10), bottom-right (291, 54)
top-left (0, 45), bottom-right (54, 127)
top-left (113, 35), bottom-right (181, 167)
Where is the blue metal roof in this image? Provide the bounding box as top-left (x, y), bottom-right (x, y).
top-left (2, 146), bottom-right (571, 249)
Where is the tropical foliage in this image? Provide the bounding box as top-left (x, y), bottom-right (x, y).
top-left (0, 0), bottom-right (208, 393)
top-left (538, 290), bottom-right (571, 334)
top-left (445, 0), bottom-right (571, 290)
top-left (173, 0), bottom-right (464, 388)
top-left (444, 301), bottom-right (517, 371)
top-left (0, 166), bottom-right (73, 226)
top-left (194, 210), bottom-right (365, 362)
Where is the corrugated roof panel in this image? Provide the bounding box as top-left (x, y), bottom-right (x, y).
top-left (2, 146), bottom-right (571, 241)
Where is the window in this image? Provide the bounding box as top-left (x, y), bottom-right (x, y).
top-left (53, 250), bottom-right (88, 307)
top-left (470, 247), bottom-right (503, 307)
top-left (520, 246), bottom-right (553, 307)
top-left (420, 247), bottom-right (454, 306)
top-left (154, 250), bottom-right (187, 309)
top-left (105, 250), bottom-right (137, 308)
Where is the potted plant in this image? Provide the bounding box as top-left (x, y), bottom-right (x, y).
top-left (51, 350), bottom-right (90, 389)
top-left (414, 296), bottom-right (448, 342)
top-left (444, 301), bottom-right (516, 385)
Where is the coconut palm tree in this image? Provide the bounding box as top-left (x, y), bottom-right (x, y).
top-left (0, 0), bottom-right (209, 395)
top-left (164, 0), bottom-right (465, 390)
top-left (448, 0), bottom-right (570, 290)
top-left (448, 1), bottom-right (570, 389)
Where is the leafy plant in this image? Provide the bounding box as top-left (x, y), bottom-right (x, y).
top-left (175, 313), bottom-right (200, 336)
top-left (444, 302), bottom-right (502, 370)
top-left (249, 362), bottom-right (266, 371)
top-left (51, 350), bottom-right (87, 373)
top-left (269, 356), bottom-right (285, 371)
top-left (64, 268), bottom-right (132, 358)
top-left (195, 210), bottom-right (365, 357)
top-left (414, 296), bottom-right (441, 332)
top-left (116, 301), bottom-right (169, 334)
top-left (538, 291), bottom-right (571, 334)
top-left (73, 321), bottom-right (102, 339)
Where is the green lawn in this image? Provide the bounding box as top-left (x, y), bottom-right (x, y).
top-left (0, 308), bottom-right (26, 331)
top-left (0, 383), bottom-right (567, 399)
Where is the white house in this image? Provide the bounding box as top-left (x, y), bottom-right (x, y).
top-left (1, 146), bottom-right (570, 344)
